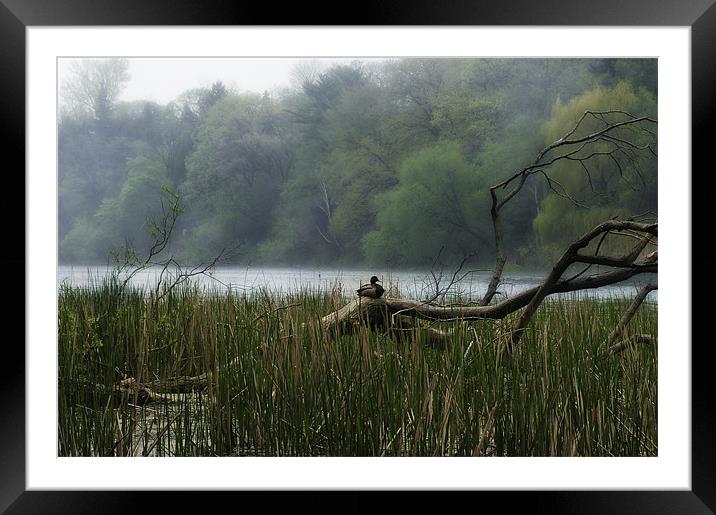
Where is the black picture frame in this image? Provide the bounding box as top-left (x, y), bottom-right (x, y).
top-left (3, 1), bottom-right (712, 512)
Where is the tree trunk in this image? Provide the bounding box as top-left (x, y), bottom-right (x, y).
top-left (321, 263), bottom-right (656, 343)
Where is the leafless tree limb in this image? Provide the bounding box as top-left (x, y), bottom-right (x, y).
top-left (507, 220), bottom-right (656, 349)
top-left (480, 110), bottom-right (657, 306)
top-left (112, 187), bottom-right (234, 299)
top-left (605, 283), bottom-right (658, 349)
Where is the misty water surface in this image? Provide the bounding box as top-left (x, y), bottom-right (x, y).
top-left (58, 266), bottom-right (658, 302)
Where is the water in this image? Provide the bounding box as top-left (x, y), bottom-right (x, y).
top-left (58, 265), bottom-right (658, 302)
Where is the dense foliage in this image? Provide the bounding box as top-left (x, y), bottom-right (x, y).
top-left (58, 58), bottom-right (657, 267)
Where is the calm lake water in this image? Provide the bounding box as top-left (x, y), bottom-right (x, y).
top-left (58, 265), bottom-right (658, 302)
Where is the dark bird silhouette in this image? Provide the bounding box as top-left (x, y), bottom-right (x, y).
top-left (356, 275), bottom-right (384, 299)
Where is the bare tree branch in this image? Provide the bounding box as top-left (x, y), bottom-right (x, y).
top-left (508, 220), bottom-right (656, 349)
top-left (112, 187), bottom-right (233, 299)
top-left (606, 283), bottom-right (658, 349)
top-left (480, 111), bottom-right (657, 306)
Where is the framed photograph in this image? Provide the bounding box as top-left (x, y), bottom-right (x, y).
top-left (6, 0), bottom-right (713, 511)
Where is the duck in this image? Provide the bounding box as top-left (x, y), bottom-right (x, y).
top-left (356, 275), bottom-right (384, 299)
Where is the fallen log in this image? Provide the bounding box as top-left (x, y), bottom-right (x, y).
top-left (321, 266), bottom-right (656, 341)
top-left (319, 296), bottom-right (460, 346)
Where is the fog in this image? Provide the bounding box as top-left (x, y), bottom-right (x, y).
top-left (57, 57), bottom-right (657, 271)
top-left (59, 57), bottom-right (384, 105)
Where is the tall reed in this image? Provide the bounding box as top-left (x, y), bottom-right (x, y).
top-left (58, 279), bottom-right (657, 457)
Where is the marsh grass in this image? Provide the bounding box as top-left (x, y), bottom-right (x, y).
top-left (58, 278), bottom-right (657, 457)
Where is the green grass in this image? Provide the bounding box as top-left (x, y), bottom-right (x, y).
top-left (58, 278), bottom-right (657, 457)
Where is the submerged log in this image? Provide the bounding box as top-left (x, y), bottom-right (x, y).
top-left (110, 355), bottom-right (248, 405)
top-left (113, 373), bottom-right (212, 405)
top-left (113, 378), bottom-right (163, 405)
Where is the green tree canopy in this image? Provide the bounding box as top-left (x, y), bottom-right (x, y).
top-left (181, 93), bottom-right (294, 261)
top-left (364, 142), bottom-right (491, 266)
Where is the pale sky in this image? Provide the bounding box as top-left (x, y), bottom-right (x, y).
top-left (59, 57), bottom-right (388, 105)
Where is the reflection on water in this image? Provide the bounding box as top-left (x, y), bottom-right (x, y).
top-left (58, 265), bottom-right (658, 302)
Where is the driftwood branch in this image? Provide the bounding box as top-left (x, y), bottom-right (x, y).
top-left (508, 220), bottom-right (656, 348)
top-left (321, 257), bottom-right (656, 342)
top-left (606, 282), bottom-right (658, 349)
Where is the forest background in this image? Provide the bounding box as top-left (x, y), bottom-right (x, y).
top-left (58, 58), bottom-right (657, 269)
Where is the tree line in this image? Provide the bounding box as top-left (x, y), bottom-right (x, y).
top-left (58, 58), bottom-right (657, 268)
